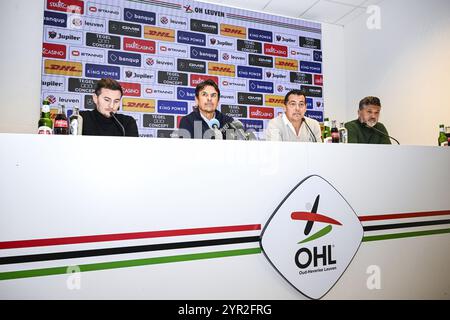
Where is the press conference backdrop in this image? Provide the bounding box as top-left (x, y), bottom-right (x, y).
top-left (41, 0), bottom-right (324, 138)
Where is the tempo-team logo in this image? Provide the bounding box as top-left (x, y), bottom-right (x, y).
top-left (261, 175), bottom-right (363, 299)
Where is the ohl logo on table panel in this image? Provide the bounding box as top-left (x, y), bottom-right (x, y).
top-left (261, 175), bottom-right (363, 300)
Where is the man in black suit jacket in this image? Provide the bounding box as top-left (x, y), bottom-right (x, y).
top-left (178, 79), bottom-right (233, 139)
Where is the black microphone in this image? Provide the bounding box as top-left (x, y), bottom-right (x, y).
top-left (302, 117), bottom-right (317, 142)
top-left (110, 111), bottom-right (125, 136)
top-left (363, 122), bottom-right (400, 145)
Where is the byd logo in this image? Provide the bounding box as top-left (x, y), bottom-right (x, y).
top-left (261, 175), bottom-right (363, 300)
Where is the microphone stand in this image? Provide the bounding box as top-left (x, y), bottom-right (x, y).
top-left (110, 112), bottom-right (126, 136)
top-left (364, 122), bottom-right (400, 145)
top-left (302, 117), bottom-right (317, 142)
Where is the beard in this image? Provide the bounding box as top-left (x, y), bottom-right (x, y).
top-left (365, 119), bottom-right (377, 127)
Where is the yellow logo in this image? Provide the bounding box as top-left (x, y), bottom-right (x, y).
top-left (44, 60), bottom-right (82, 76)
top-left (122, 98), bottom-right (155, 113)
top-left (265, 95), bottom-right (285, 107)
top-left (208, 62), bottom-right (235, 77)
top-left (144, 26), bottom-right (175, 42)
top-left (220, 24), bottom-right (246, 39)
top-left (275, 58), bottom-right (298, 71)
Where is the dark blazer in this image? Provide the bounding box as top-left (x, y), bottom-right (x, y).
top-left (179, 108), bottom-right (234, 139)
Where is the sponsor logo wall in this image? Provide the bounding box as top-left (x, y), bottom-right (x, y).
top-left (41, 0), bottom-right (323, 138)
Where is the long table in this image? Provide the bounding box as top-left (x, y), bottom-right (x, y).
top-left (0, 133), bottom-right (449, 299)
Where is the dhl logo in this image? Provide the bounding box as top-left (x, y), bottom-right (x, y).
top-left (275, 58), bottom-right (298, 71)
top-left (265, 95), bottom-right (285, 107)
top-left (122, 98), bottom-right (155, 113)
top-left (220, 24), bottom-right (246, 39)
top-left (208, 63), bottom-right (235, 76)
top-left (44, 59), bottom-right (82, 76)
top-left (144, 26), bottom-right (175, 42)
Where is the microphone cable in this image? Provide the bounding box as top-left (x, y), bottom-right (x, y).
top-left (110, 111), bottom-right (126, 136)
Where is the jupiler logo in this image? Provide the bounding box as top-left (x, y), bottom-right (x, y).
top-left (261, 175), bottom-right (363, 300)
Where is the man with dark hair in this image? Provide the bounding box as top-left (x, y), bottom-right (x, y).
top-left (80, 78), bottom-right (138, 137)
top-left (265, 89), bottom-right (321, 142)
top-left (345, 96), bottom-right (391, 144)
top-left (178, 79), bottom-right (233, 139)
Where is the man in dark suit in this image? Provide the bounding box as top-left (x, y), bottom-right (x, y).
top-left (178, 79), bottom-right (233, 139)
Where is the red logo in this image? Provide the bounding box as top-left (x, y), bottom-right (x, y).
top-left (47, 0), bottom-right (84, 14)
top-left (211, 67), bottom-right (232, 73)
top-left (249, 107), bottom-right (274, 120)
top-left (190, 74), bottom-right (219, 87)
top-left (223, 28), bottom-right (244, 35)
top-left (160, 46), bottom-right (167, 52)
top-left (42, 43), bottom-right (66, 59)
top-left (71, 50), bottom-right (80, 56)
top-left (49, 65), bottom-right (80, 72)
top-left (118, 82), bottom-right (141, 97)
top-left (147, 31), bottom-right (171, 37)
top-left (123, 38), bottom-right (156, 54)
top-left (314, 74), bottom-right (323, 86)
top-left (264, 44), bottom-right (288, 57)
top-left (89, 6), bottom-right (97, 12)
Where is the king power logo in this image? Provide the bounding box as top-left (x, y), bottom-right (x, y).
top-left (261, 175), bottom-right (363, 300)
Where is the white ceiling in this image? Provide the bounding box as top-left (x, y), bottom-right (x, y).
top-left (198, 0), bottom-right (385, 26)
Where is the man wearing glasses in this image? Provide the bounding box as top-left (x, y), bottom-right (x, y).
top-left (178, 79), bottom-right (234, 139)
top-left (265, 89), bottom-right (322, 142)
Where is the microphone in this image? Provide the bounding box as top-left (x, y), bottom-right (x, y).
top-left (209, 118), bottom-right (223, 140)
top-left (302, 117), bottom-right (317, 142)
top-left (363, 122), bottom-right (400, 145)
top-left (219, 120), bottom-right (255, 140)
top-left (110, 111), bottom-right (125, 136)
top-left (229, 120), bottom-right (249, 140)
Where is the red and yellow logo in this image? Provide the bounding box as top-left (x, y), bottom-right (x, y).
top-left (220, 24), bottom-right (246, 39)
top-left (208, 62), bottom-right (235, 77)
top-left (265, 95), bottom-right (285, 107)
top-left (144, 26), bottom-right (175, 42)
top-left (275, 58), bottom-right (298, 71)
top-left (122, 98), bottom-right (155, 113)
top-left (44, 59), bottom-right (82, 76)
